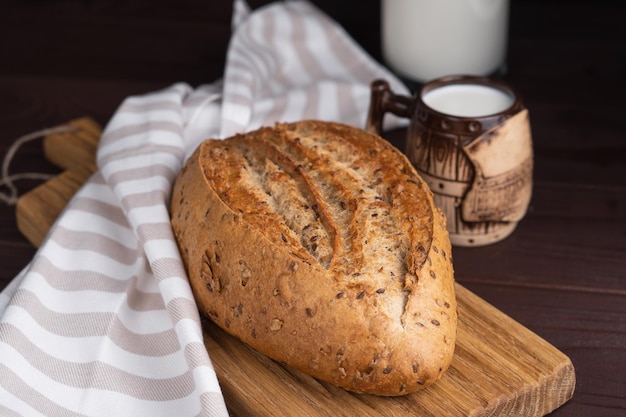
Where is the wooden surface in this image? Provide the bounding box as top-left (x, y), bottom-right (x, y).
top-left (1, 1), bottom-right (625, 416)
top-left (15, 122), bottom-right (575, 417)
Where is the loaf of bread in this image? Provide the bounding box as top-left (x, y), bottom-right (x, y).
top-left (170, 120), bottom-right (456, 396)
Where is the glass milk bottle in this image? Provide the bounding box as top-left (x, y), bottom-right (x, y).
top-left (381, 0), bottom-right (510, 83)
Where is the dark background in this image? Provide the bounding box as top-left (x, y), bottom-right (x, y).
top-left (1, 1), bottom-right (625, 416)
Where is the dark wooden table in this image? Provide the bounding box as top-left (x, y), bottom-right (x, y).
top-left (1, 1), bottom-right (624, 416)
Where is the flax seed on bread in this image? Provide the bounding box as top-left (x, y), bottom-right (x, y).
top-left (170, 120), bottom-right (456, 396)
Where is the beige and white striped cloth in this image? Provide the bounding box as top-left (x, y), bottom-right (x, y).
top-left (0, 1), bottom-right (408, 415)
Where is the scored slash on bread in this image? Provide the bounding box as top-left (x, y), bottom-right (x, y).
top-left (171, 120), bottom-right (457, 396)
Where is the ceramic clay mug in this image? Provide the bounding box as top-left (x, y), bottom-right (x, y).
top-left (366, 76), bottom-right (533, 246)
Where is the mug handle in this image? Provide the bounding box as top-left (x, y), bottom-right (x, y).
top-left (366, 79), bottom-right (414, 135)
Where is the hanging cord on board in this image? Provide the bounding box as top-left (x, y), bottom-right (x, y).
top-left (0, 125), bottom-right (78, 206)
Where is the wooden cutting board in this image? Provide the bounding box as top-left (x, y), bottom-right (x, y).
top-left (16, 117), bottom-right (575, 417)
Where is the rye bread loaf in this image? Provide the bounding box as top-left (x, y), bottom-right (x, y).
top-left (170, 120), bottom-right (456, 396)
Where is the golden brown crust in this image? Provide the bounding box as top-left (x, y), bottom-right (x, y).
top-left (171, 120), bottom-right (456, 396)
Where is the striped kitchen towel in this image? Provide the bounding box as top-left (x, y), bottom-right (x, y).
top-left (0, 1), bottom-right (408, 416)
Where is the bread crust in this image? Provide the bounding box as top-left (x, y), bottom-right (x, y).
top-left (171, 120), bottom-right (456, 396)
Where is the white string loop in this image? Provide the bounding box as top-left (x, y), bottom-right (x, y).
top-left (0, 125), bottom-right (77, 205)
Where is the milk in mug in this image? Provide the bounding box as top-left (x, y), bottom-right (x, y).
top-left (422, 84), bottom-right (515, 117)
